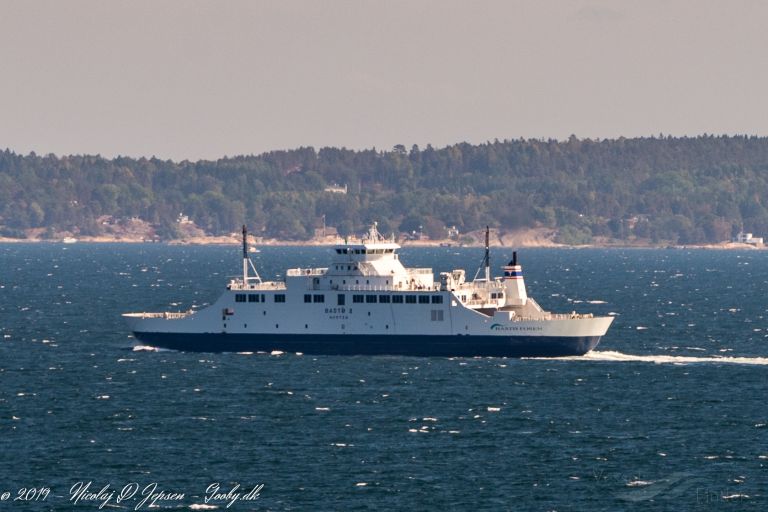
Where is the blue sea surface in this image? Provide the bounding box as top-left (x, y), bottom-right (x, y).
top-left (1, 244), bottom-right (766, 510)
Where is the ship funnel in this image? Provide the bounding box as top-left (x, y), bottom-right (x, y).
top-left (502, 251), bottom-right (527, 306)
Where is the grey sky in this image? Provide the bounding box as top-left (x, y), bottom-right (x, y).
top-left (1, 0), bottom-right (766, 160)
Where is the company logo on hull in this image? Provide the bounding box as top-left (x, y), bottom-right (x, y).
top-left (490, 323), bottom-right (543, 332)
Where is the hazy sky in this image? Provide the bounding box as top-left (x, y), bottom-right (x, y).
top-left (1, 0), bottom-right (767, 160)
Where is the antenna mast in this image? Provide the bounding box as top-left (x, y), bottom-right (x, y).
top-left (242, 225), bottom-right (249, 285)
top-left (240, 225), bottom-right (262, 285)
top-left (472, 225), bottom-right (493, 283)
top-left (484, 225), bottom-right (490, 282)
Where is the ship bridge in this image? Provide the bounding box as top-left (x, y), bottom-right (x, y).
top-left (333, 223), bottom-right (401, 262)
top-left (283, 224), bottom-right (434, 291)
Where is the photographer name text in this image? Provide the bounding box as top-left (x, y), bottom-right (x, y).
top-left (1, 482), bottom-right (264, 509)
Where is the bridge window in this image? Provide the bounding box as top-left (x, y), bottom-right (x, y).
top-left (235, 294), bottom-right (246, 302)
top-left (405, 295), bottom-right (417, 304)
top-left (392, 295), bottom-right (404, 303)
top-left (313, 294), bottom-right (325, 303)
top-left (418, 296), bottom-right (430, 304)
top-left (432, 295), bottom-right (443, 304)
top-left (379, 295), bottom-right (390, 303)
top-left (353, 295), bottom-right (364, 303)
top-left (304, 294), bottom-right (311, 303)
top-left (366, 295), bottom-right (377, 303)
top-left (248, 294), bottom-right (259, 302)
top-left (274, 294), bottom-right (286, 303)
top-left (337, 294), bottom-right (345, 306)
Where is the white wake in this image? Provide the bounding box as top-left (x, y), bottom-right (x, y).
top-left (542, 350), bottom-right (768, 366)
top-left (132, 344), bottom-right (171, 352)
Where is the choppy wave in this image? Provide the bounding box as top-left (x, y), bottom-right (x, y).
top-left (546, 350), bottom-right (768, 366)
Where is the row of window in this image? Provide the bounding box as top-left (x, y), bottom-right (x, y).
top-left (236, 293), bottom-right (443, 305)
top-left (316, 277), bottom-right (389, 286)
top-left (333, 264), bottom-right (358, 271)
top-left (235, 293), bottom-right (284, 303)
top-left (352, 294), bottom-right (443, 304)
top-left (335, 248), bottom-right (395, 255)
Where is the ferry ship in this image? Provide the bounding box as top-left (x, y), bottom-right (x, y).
top-left (123, 225), bottom-right (613, 357)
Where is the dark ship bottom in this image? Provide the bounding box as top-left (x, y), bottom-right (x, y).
top-left (131, 332), bottom-right (602, 357)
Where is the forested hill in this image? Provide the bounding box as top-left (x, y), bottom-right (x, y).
top-left (3, 135), bottom-right (768, 244)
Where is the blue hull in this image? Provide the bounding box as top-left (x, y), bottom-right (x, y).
top-left (131, 332), bottom-right (602, 357)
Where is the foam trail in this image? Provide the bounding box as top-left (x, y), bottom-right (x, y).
top-left (537, 350), bottom-right (768, 366)
top-left (132, 345), bottom-right (171, 353)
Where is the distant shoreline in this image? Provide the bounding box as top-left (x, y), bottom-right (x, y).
top-left (0, 234), bottom-right (763, 250)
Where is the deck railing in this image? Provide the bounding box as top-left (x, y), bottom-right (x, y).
top-left (128, 311), bottom-right (193, 320)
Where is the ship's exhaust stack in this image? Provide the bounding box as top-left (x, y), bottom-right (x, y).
top-left (502, 251), bottom-right (527, 306)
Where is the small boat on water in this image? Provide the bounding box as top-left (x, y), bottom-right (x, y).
top-left (123, 224), bottom-right (613, 356)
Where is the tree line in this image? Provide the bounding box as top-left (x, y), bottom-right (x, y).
top-left (2, 134), bottom-right (768, 244)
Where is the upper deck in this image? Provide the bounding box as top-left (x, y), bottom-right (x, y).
top-left (228, 279), bottom-right (286, 291)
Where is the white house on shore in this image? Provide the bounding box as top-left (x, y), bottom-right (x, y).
top-left (323, 184), bottom-right (348, 194)
top-left (734, 232), bottom-right (764, 246)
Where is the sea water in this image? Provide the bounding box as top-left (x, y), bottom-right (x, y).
top-left (0, 244), bottom-right (766, 510)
